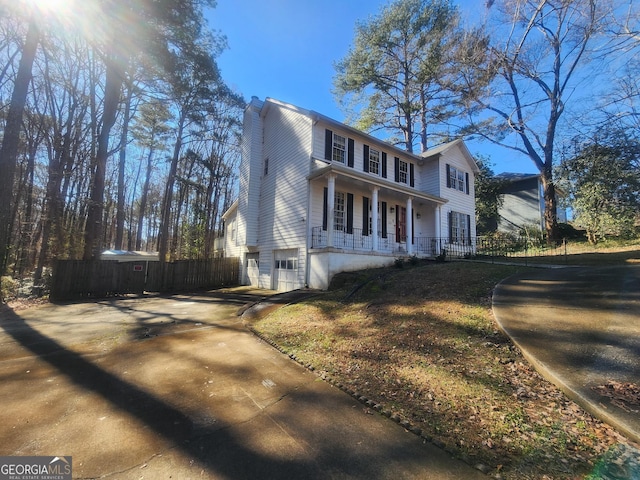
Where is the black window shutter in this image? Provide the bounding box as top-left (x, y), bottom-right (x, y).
top-left (446, 164), bottom-right (451, 188)
top-left (448, 211), bottom-right (453, 242)
top-left (381, 202), bottom-right (387, 238)
top-left (362, 196), bottom-right (369, 236)
top-left (363, 145), bottom-right (369, 173)
top-left (348, 138), bottom-right (354, 168)
top-left (382, 152), bottom-right (387, 178)
top-left (394, 157), bottom-right (400, 182)
top-left (322, 187), bottom-right (328, 231)
top-left (467, 214), bottom-right (472, 243)
top-left (465, 172), bottom-right (470, 194)
top-left (346, 193), bottom-right (354, 234)
top-left (410, 163), bottom-right (415, 187)
top-left (325, 130), bottom-right (333, 161)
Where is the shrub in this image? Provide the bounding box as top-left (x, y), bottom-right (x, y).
top-left (1, 276), bottom-right (18, 302)
top-left (557, 223), bottom-right (587, 240)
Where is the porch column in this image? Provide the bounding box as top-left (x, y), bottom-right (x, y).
top-left (406, 196), bottom-right (413, 255)
top-left (371, 187), bottom-right (379, 251)
top-left (435, 205), bottom-right (442, 256)
top-left (327, 174), bottom-right (336, 247)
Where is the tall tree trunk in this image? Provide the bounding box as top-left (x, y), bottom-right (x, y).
top-left (128, 149), bottom-right (144, 251)
top-left (136, 145), bottom-right (155, 251)
top-left (18, 141), bottom-right (36, 276)
top-left (0, 20), bottom-right (39, 275)
top-left (541, 162), bottom-right (560, 245)
top-left (83, 59), bottom-right (122, 260)
top-left (158, 114), bottom-right (185, 262)
top-left (419, 89), bottom-right (428, 153)
top-left (115, 81), bottom-right (133, 250)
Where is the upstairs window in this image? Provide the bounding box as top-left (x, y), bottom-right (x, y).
top-left (398, 159), bottom-right (408, 184)
top-left (394, 157), bottom-right (413, 186)
top-left (369, 148), bottom-right (380, 175)
top-left (325, 129), bottom-right (354, 167)
top-left (332, 133), bottom-right (347, 163)
top-left (447, 164), bottom-right (470, 194)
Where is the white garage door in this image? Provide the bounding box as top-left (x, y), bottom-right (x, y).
top-left (273, 249), bottom-right (299, 292)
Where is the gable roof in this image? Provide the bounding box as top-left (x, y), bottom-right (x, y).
top-left (257, 97), bottom-right (476, 167)
top-left (420, 139), bottom-right (480, 174)
top-left (496, 172), bottom-right (540, 183)
top-left (221, 199), bottom-right (238, 221)
top-left (496, 172), bottom-right (567, 197)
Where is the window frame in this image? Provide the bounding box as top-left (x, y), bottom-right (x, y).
top-left (332, 133), bottom-right (347, 163)
top-left (450, 211), bottom-right (470, 244)
top-left (457, 169), bottom-right (465, 192)
top-left (447, 164), bottom-right (469, 194)
top-left (368, 147), bottom-right (380, 176)
top-left (398, 159), bottom-right (408, 184)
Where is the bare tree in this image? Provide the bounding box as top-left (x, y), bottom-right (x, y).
top-left (0, 19), bottom-right (39, 275)
top-left (461, 0), bottom-right (619, 243)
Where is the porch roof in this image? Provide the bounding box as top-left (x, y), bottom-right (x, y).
top-left (307, 161), bottom-right (448, 206)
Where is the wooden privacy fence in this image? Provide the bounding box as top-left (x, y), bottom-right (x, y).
top-left (51, 257), bottom-right (240, 301)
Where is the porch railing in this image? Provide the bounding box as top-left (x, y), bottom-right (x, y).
top-left (310, 226), bottom-right (475, 258)
top-left (310, 227), bottom-right (597, 263)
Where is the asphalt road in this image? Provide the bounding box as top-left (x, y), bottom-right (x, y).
top-left (0, 288), bottom-right (484, 480)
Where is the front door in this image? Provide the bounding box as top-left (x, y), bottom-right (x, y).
top-left (396, 206), bottom-right (407, 243)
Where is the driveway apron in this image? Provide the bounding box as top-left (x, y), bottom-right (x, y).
top-left (0, 289), bottom-right (483, 479)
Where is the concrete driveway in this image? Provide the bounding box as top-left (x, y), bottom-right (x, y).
top-left (0, 288), bottom-right (483, 479)
top-left (492, 265), bottom-right (640, 444)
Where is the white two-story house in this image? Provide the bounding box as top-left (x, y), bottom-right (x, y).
top-left (223, 97), bottom-right (478, 291)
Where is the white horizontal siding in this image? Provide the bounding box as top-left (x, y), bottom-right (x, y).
top-left (238, 103), bottom-right (263, 247)
top-left (439, 145), bottom-right (476, 237)
top-left (313, 122), bottom-right (429, 190)
top-left (418, 159), bottom-right (440, 196)
top-left (258, 103), bottom-right (312, 289)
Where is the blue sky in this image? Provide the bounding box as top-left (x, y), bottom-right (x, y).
top-left (206, 0), bottom-right (538, 174)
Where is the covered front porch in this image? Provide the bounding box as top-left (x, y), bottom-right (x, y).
top-left (307, 163), bottom-right (449, 258)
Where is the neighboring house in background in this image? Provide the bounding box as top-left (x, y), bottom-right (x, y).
top-left (222, 97), bottom-right (479, 291)
top-left (496, 173), bottom-right (567, 234)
